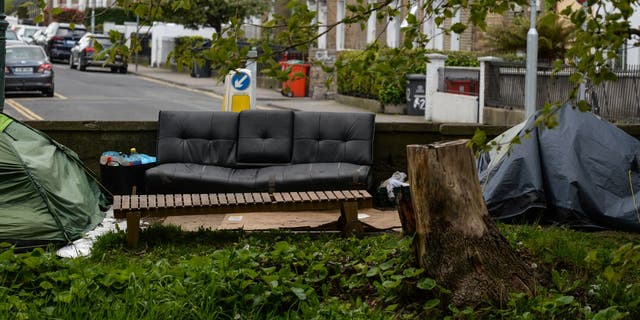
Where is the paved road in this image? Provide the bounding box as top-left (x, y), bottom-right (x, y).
top-left (3, 62), bottom-right (224, 121)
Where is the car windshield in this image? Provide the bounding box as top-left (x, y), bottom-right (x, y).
top-left (23, 28), bottom-right (38, 38)
top-left (56, 28), bottom-right (86, 37)
top-left (93, 37), bottom-right (113, 48)
top-left (6, 29), bottom-right (18, 40)
top-left (6, 47), bottom-right (46, 62)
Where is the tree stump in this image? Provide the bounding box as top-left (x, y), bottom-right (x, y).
top-left (407, 140), bottom-right (536, 307)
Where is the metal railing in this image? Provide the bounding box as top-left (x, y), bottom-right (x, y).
top-left (484, 61), bottom-right (640, 123)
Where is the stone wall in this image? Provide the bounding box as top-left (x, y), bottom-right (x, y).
top-left (308, 49), bottom-right (337, 99)
top-left (28, 120), bottom-right (640, 196)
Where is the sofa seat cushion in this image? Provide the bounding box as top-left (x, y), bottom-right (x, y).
top-left (145, 162), bottom-right (370, 194)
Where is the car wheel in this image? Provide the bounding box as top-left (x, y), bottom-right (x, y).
top-left (110, 67), bottom-right (118, 73)
top-left (78, 61), bottom-right (86, 71)
top-left (119, 66), bottom-right (127, 74)
top-left (43, 87), bottom-right (54, 97)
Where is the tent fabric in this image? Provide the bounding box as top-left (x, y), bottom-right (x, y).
top-left (0, 113), bottom-right (111, 247)
top-left (478, 105), bottom-right (640, 231)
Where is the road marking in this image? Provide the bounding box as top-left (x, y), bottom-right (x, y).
top-left (55, 93), bottom-right (68, 100)
top-left (6, 99), bottom-right (43, 120)
top-left (137, 75), bottom-right (224, 99)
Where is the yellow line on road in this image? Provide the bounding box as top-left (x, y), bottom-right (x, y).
top-left (6, 99), bottom-right (44, 120)
top-left (137, 75), bottom-right (224, 99)
top-left (54, 93), bottom-right (68, 99)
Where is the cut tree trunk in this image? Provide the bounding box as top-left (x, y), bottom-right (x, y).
top-left (407, 140), bottom-right (536, 307)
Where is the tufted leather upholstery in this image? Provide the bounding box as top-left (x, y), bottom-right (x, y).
top-left (292, 112), bottom-right (374, 165)
top-left (156, 111), bottom-right (238, 166)
top-left (145, 110), bottom-right (375, 194)
top-left (237, 110), bottom-right (293, 164)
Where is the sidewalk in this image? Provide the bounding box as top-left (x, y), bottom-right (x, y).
top-left (130, 65), bottom-right (428, 123)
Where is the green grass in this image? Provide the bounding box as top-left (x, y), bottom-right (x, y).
top-left (1, 223), bottom-right (640, 319)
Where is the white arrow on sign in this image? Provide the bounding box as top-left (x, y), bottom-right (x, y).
top-left (234, 74), bottom-right (249, 88)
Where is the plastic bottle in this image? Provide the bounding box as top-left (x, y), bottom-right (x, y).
top-left (126, 147), bottom-right (142, 166)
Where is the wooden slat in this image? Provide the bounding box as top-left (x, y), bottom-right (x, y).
top-left (300, 192), bottom-right (311, 202)
top-left (316, 191), bottom-right (329, 201)
top-left (261, 193), bottom-right (272, 203)
top-left (139, 195), bottom-right (148, 209)
top-left (157, 194), bottom-right (165, 208)
top-left (200, 194), bottom-right (210, 206)
top-left (183, 194), bottom-right (192, 207)
top-left (166, 194), bottom-right (174, 207)
top-left (252, 192), bottom-right (262, 203)
top-left (112, 195), bottom-right (122, 210)
top-left (323, 191), bottom-right (338, 200)
top-left (130, 195), bottom-right (139, 209)
top-left (333, 190), bottom-right (347, 200)
top-left (227, 193), bottom-right (237, 205)
top-left (244, 193), bottom-right (254, 204)
top-left (192, 194), bottom-right (201, 206)
top-left (210, 193), bottom-right (219, 206)
top-left (308, 191), bottom-right (320, 202)
top-left (273, 193), bottom-right (284, 203)
top-left (147, 194), bottom-right (157, 209)
top-left (175, 194), bottom-right (183, 207)
top-left (122, 195), bottom-right (130, 210)
top-left (218, 194), bottom-right (228, 205)
top-left (282, 192), bottom-right (293, 203)
top-left (342, 190), bottom-right (357, 200)
top-left (290, 192), bottom-right (302, 202)
top-left (234, 193), bottom-right (245, 205)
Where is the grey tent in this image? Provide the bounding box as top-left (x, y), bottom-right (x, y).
top-left (0, 113), bottom-right (111, 248)
top-left (477, 105), bottom-right (640, 231)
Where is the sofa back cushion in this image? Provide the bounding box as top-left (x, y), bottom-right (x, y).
top-left (156, 111), bottom-right (238, 166)
top-left (236, 110), bottom-right (294, 164)
top-left (292, 112), bottom-right (374, 165)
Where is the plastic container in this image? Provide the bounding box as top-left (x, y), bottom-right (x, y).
top-left (280, 61), bottom-right (310, 97)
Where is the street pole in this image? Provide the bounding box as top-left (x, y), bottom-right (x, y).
top-left (577, 0), bottom-right (588, 101)
top-left (135, 15), bottom-right (139, 73)
top-left (0, 0), bottom-right (7, 113)
top-left (91, 0), bottom-right (95, 33)
top-left (524, 0), bottom-right (538, 119)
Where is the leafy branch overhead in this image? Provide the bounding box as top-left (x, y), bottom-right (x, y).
top-left (26, 0), bottom-right (640, 131)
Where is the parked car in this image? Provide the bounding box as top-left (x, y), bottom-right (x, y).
top-left (69, 33), bottom-right (128, 73)
top-left (34, 22), bottom-right (87, 62)
top-left (6, 29), bottom-right (24, 46)
top-left (4, 45), bottom-right (54, 97)
top-left (16, 25), bottom-right (44, 44)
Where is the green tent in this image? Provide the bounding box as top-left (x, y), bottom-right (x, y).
top-left (0, 113), bottom-right (111, 248)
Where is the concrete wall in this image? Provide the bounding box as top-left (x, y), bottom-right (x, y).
top-left (27, 121), bottom-right (640, 196)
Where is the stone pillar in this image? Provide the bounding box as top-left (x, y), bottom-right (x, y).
top-left (478, 56), bottom-right (503, 124)
top-left (309, 48), bottom-right (337, 100)
top-left (425, 53), bottom-right (446, 122)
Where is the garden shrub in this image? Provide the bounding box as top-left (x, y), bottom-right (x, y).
top-left (336, 47), bottom-right (479, 105)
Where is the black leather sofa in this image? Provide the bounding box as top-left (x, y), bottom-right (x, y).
top-left (145, 109), bottom-right (375, 194)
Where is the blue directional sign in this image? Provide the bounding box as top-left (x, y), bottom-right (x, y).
top-left (231, 71), bottom-right (250, 91)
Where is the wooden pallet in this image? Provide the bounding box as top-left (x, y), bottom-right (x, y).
top-left (113, 190), bottom-right (373, 247)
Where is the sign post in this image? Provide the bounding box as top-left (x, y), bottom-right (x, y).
top-left (222, 68), bottom-right (254, 112)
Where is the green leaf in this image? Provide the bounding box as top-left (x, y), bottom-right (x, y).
top-left (39, 281), bottom-right (54, 290)
top-left (291, 287), bottom-right (306, 300)
top-left (366, 266), bottom-right (379, 277)
top-left (423, 298), bottom-right (440, 310)
top-left (382, 280), bottom-right (400, 288)
top-left (555, 295), bottom-right (575, 305)
top-left (417, 277), bottom-right (437, 290)
top-left (450, 23), bottom-right (467, 34)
